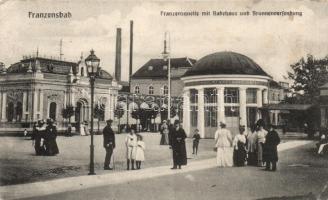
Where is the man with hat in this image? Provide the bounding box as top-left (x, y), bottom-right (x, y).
top-left (103, 119), bottom-right (115, 170)
top-left (169, 120), bottom-right (187, 169)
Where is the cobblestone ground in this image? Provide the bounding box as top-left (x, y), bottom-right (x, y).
top-left (0, 132), bottom-right (217, 186)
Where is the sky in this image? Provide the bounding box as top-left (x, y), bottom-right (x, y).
top-left (0, 0), bottom-right (328, 82)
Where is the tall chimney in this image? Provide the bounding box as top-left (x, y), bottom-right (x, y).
top-left (129, 20), bottom-right (133, 88)
top-left (115, 28), bottom-right (122, 81)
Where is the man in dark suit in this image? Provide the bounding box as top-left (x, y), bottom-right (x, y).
top-left (103, 119), bottom-right (115, 170)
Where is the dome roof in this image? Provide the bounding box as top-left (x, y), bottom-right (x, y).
top-left (183, 51), bottom-right (270, 77)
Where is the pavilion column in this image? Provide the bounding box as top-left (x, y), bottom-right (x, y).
top-left (183, 89), bottom-right (191, 137)
top-left (256, 88), bottom-right (263, 121)
top-left (239, 87), bottom-right (247, 128)
top-left (216, 87), bottom-right (225, 125)
top-left (70, 89), bottom-right (76, 122)
top-left (32, 90), bottom-right (38, 121)
top-left (105, 95), bottom-right (111, 121)
top-left (109, 94), bottom-right (114, 120)
top-left (197, 88), bottom-right (205, 138)
top-left (263, 89), bottom-right (268, 104)
top-left (1, 91), bottom-right (6, 122)
top-left (39, 90), bottom-right (44, 119)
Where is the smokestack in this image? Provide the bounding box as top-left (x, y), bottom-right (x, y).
top-left (115, 28), bottom-right (122, 81)
top-left (129, 20), bottom-right (133, 88)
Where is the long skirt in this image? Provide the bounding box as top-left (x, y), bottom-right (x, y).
top-left (216, 147), bottom-right (233, 167)
top-left (160, 132), bottom-right (169, 145)
top-left (247, 151), bottom-right (257, 166)
top-left (233, 148), bottom-right (246, 167)
top-left (257, 142), bottom-right (264, 166)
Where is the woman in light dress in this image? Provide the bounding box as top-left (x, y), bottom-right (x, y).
top-left (80, 122), bottom-right (86, 136)
top-left (256, 119), bottom-right (268, 167)
top-left (233, 125), bottom-right (247, 167)
top-left (214, 122), bottom-right (233, 167)
top-left (135, 134), bottom-right (146, 169)
top-left (125, 128), bottom-right (138, 170)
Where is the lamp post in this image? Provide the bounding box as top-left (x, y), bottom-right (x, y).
top-left (85, 49), bottom-right (100, 175)
top-left (162, 32), bottom-right (171, 122)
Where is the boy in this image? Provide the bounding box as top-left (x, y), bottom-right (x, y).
top-left (192, 129), bottom-right (201, 155)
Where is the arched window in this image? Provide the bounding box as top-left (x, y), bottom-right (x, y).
top-left (134, 86), bottom-right (140, 94)
top-left (149, 86), bottom-right (154, 95)
top-left (7, 102), bottom-right (14, 122)
top-left (163, 85), bottom-right (168, 95)
top-left (81, 67), bottom-right (84, 76)
top-left (49, 102), bottom-right (57, 120)
top-left (16, 102), bottom-right (23, 122)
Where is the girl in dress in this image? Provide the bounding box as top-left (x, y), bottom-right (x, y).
top-left (125, 128), bottom-right (138, 170)
top-left (135, 134), bottom-right (146, 169)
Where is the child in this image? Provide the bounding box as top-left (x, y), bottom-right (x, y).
top-left (23, 129), bottom-right (28, 137)
top-left (192, 129), bottom-right (201, 155)
top-left (125, 128), bottom-right (138, 170)
top-left (135, 134), bottom-right (146, 169)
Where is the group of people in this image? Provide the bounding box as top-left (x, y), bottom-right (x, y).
top-left (103, 120), bottom-right (146, 170)
top-left (214, 119), bottom-right (281, 171)
top-left (103, 119), bottom-right (188, 170)
top-left (31, 119), bottom-right (59, 156)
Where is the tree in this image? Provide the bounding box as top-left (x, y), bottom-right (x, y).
top-left (114, 105), bottom-right (125, 133)
top-left (94, 104), bottom-right (105, 134)
top-left (62, 106), bottom-right (75, 124)
top-left (288, 54), bottom-right (328, 103)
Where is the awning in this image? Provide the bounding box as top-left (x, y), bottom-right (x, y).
top-left (265, 104), bottom-right (314, 111)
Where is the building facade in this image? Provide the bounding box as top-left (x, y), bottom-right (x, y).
top-left (320, 82), bottom-right (328, 130)
top-left (0, 56), bottom-right (120, 132)
top-left (181, 52), bottom-right (271, 138)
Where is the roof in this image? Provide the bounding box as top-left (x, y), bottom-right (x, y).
top-left (131, 57), bottom-right (196, 79)
top-left (183, 51), bottom-right (271, 77)
top-left (269, 80), bottom-right (283, 89)
top-left (266, 104), bottom-right (313, 111)
top-left (6, 57), bottom-right (112, 80)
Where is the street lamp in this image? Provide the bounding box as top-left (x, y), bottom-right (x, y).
top-left (162, 32), bottom-right (171, 123)
top-left (85, 49), bottom-right (100, 175)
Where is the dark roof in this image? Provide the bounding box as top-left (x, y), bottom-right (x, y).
top-left (269, 80), bottom-right (283, 89)
top-left (131, 57), bottom-right (196, 79)
top-left (266, 104), bottom-right (313, 111)
top-left (7, 57), bottom-right (112, 80)
top-left (183, 51), bottom-right (271, 77)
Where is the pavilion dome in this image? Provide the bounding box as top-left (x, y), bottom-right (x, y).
top-left (183, 51), bottom-right (270, 77)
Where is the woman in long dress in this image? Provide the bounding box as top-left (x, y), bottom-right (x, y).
top-left (80, 122), bottom-right (86, 136)
top-left (256, 119), bottom-right (268, 167)
top-left (160, 120), bottom-right (169, 145)
top-left (233, 126), bottom-right (247, 167)
top-left (135, 134), bottom-right (146, 169)
top-left (247, 124), bottom-right (258, 166)
top-left (125, 128), bottom-right (138, 170)
top-left (214, 122), bottom-right (233, 167)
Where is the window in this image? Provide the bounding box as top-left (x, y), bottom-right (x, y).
top-left (246, 88), bottom-right (257, 104)
top-left (205, 106), bottom-right (217, 127)
top-left (224, 88), bottom-right (239, 103)
top-left (224, 106), bottom-right (239, 117)
top-left (134, 86), bottom-right (140, 94)
top-left (190, 106), bottom-right (198, 127)
top-left (190, 89), bottom-right (198, 104)
top-left (204, 88), bottom-right (217, 104)
top-left (49, 102), bottom-right (57, 120)
top-left (163, 85), bottom-right (168, 95)
top-left (149, 86), bottom-right (154, 95)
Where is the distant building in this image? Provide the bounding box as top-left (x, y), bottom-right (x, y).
top-left (320, 82), bottom-right (328, 130)
top-left (0, 56), bottom-right (120, 132)
top-left (130, 57), bottom-right (196, 97)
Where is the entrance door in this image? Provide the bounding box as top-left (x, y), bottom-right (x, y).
top-left (247, 107), bottom-right (257, 128)
top-left (49, 102), bottom-right (57, 120)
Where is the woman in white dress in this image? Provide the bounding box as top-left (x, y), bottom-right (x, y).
top-left (80, 122), bottom-right (86, 136)
top-left (135, 134), bottom-right (146, 169)
top-left (256, 119), bottom-right (268, 167)
top-left (125, 128), bottom-right (138, 170)
top-left (214, 122), bottom-right (233, 167)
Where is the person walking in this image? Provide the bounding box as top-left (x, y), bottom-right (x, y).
top-left (135, 134), bottom-right (146, 170)
top-left (247, 124), bottom-right (258, 166)
top-left (192, 129), bottom-right (201, 155)
top-left (103, 120), bottom-right (115, 170)
top-left (45, 119), bottom-right (59, 156)
top-left (263, 124), bottom-right (280, 171)
top-left (214, 122), bottom-right (233, 167)
top-left (170, 120), bottom-right (187, 169)
top-left (125, 128), bottom-right (138, 170)
top-left (233, 125), bottom-right (247, 167)
top-left (32, 120), bottom-right (45, 155)
top-left (256, 119), bottom-right (267, 167)
top-left (160, 120), bottom-right (169, 145)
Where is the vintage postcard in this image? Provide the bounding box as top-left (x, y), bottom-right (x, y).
top-left (0, 0), bottom-right (328, 199)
